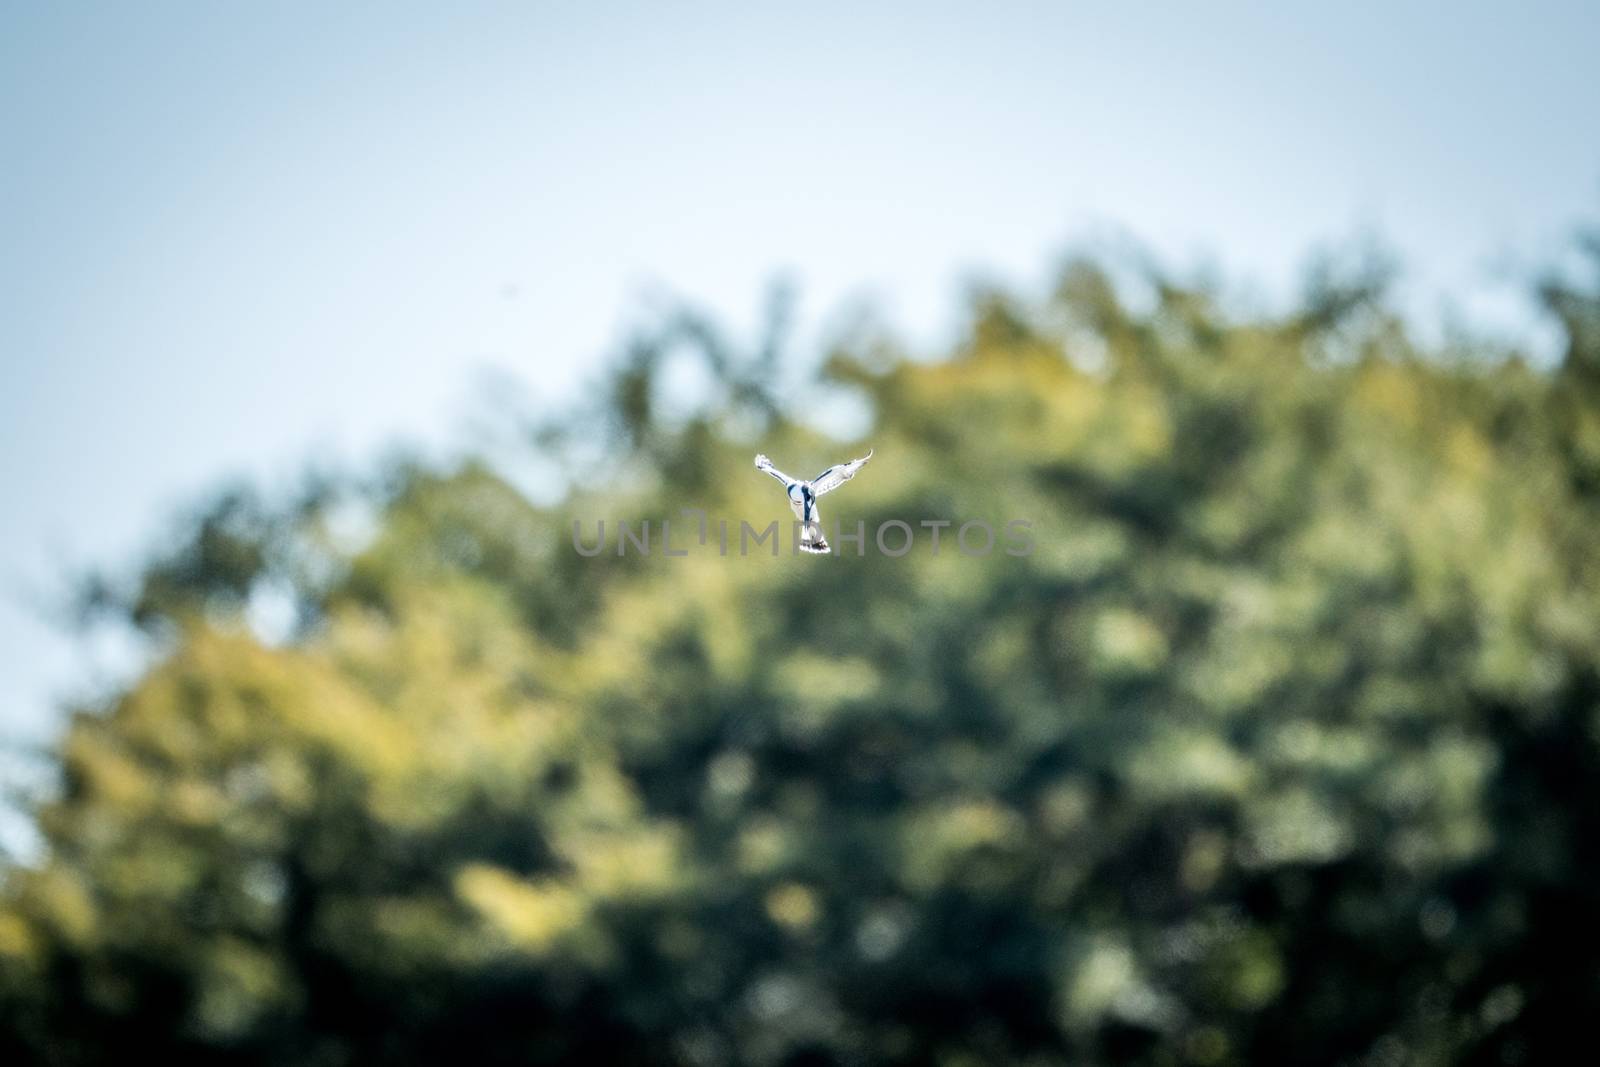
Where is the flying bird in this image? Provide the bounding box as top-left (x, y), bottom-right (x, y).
top-left (754, 449), bottom-right (874, 554)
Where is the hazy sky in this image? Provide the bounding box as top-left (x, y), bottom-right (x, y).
top-left (2, 1), bottom-right (1597, 760)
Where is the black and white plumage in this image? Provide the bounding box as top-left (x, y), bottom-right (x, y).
top-left (754, 450), bottom-right (874, 555)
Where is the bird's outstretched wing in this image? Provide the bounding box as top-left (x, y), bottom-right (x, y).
top-left (754, 453), bottom-right (794, 486)
top-left (811, 449), bottom-right (873, 495)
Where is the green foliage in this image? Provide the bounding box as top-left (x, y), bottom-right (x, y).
top-left (6, 246), bottom-right (1600, 1065)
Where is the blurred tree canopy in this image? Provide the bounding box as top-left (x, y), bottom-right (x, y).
top-left (5, 242), bottom-right (1600, 1066)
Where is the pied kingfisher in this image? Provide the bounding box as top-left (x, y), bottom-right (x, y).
top-left (754, 449), bottom-right (874, 554)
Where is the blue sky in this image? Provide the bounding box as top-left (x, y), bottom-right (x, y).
top-left (2, 1), bottom-right (1597, 769)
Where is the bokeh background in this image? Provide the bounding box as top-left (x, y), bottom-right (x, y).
top-left (4, 3), bottom-right (1600, 1064)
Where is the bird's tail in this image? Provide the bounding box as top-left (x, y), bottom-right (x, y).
top-left (799, 522), bottom-right (830, 555)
